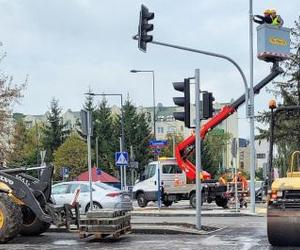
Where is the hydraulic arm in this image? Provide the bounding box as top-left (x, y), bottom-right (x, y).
top-left (175, 63), bottom-right (284, 180)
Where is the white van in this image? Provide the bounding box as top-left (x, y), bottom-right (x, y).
top-left (132, 158), bottom-right (228, 208)
top-left (132, 158), bottom-right (186, 207)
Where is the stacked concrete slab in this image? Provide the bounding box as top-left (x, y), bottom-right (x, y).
top-left (79, 209), bottom-right (131, 239)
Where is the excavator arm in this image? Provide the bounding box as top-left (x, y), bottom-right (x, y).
top-left (175, 62), bottom-right (284, 180)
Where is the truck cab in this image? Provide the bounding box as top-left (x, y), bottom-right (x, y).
top-left (132, 158), bottom-right (185, 207)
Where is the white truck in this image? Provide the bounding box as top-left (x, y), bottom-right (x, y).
top-left (132, 158), bottom-right (228, 208)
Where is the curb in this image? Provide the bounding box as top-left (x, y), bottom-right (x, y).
top-left (130, 212), bottom-right (263, 217)
top-left (48, 224), bottom-right (224, 235)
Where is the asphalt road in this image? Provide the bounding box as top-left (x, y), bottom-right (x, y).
top-left (1, 216), bottom-right (298, 250)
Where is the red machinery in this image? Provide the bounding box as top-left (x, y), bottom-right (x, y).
top-left (175, 63), bottom-right (283, 180)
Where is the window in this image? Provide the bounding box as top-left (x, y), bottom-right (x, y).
top-left (257, 153), bottom-right (266, 159)
top-left (69, 184), bottom-right (80, 194)
top-left (95, 182), bottom-right (119, 191)
top-left (162, 164), bottom-right (182, 174)
top-left (80, 184), bottom-right (92, 193)
top-left (52, 184), bottom-right (69, 195)
top-left (157, 127), bottom-right (164, 134)
top-left (142, 164), bottom-right (157, 180)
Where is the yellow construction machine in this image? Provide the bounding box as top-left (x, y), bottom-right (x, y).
top-left (267, 101), bottom-right (300, 246)
top-left (0, 165), bottom-right (79, 243)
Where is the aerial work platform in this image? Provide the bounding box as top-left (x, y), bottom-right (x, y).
top-left (257, 24), bottom-right (291, 62)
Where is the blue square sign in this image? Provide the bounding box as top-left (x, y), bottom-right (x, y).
top-left (115, 152), bottom-right (128, 166)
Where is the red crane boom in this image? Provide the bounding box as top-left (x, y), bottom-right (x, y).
top-left (175, 63), bottom-right (283, 180)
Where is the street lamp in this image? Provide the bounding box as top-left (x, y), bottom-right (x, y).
top-left (85, 92), bottom-right (125, 189)
top-left (130, 69), bottom-right (156, 139)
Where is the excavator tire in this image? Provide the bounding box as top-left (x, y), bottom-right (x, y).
top-left (0, 193), bottom-right (22, 243)
top-left (267, 206), bottom-right (300, 246)
top-left (19, 206), bottom-right (50, 236)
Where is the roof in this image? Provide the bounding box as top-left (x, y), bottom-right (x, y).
top-left (76, 167), bottom-right (120, 183)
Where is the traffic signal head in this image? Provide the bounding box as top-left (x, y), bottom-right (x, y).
top-left (202, 92), bottom-right (215, 119)
top-left (173, 78), bottom-right (191, 128)
top-left (138, 5), bottom-right (154, 52)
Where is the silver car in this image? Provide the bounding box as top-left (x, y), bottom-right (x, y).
top-left (52, 181), bottom-right (132, 213)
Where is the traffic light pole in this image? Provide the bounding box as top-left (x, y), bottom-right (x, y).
top-left (195, 69), bottom-right (202, 230)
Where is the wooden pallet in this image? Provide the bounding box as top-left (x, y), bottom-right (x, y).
top-left (79, 214), bottom-right (131, 226)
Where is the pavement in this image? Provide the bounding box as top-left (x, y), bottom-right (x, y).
top-left (50, 201), bottom-right (267, 235)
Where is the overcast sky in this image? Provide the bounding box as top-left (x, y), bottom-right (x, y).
top-left (1, 0), bottom-right (299, 137)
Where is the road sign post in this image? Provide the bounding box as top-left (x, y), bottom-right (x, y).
top-left (115, 151), bottom-right (129, 190)
top-left (149, 139), bottom-right (168, 210)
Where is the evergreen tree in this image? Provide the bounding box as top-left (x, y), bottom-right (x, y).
top-left (116, 98), bottom-right (152, 172)
top-left (43, 98), bottom-right (67, 162)
top-left (83, 87), bottom-right (95, 112)
top-left (93, 98), bottom-right (118, 174)
top-left (257, 17), bottom-right (300, 175)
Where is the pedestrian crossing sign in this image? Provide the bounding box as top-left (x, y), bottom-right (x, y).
top-left (115, 152), bottom-right (129, 166)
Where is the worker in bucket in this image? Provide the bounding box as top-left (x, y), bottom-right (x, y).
top-left (270, 9), bottom-right (284, 27)
top-left (253, 9), bottom-right (272, 25)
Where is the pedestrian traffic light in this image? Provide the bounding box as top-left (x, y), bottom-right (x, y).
top-left (172, 78), bottom-right (191, 128)
top-left (138, 4), bottom-right (154, 52)
top-left (202, 92), bottom-right (215, 119)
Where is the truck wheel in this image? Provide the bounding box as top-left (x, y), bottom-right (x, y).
top-left (137, 193), bottom-right (148, 208)
top-left (215, 196), bottom-right (228, 208)
top-left (163, 201), bottom-right (173, 207)
top-left (0, 193), bottom-right (22, 243)
top-left (19, 207), bottom-right (50, 236)
top-left (190, 192), bottom-right (203, 209)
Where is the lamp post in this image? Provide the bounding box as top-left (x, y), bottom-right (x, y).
top-left (130, 69), bottom-right (156, 139)
top-left (85, 92), bottom-right (125, 189)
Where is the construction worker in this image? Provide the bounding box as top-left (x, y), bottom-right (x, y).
top-left (253, 9), bottom-right (272, 25)
top-left (218, 172), bottom-right (227, 186)
top-left (270, 9), bottom-right (284, 27)
top-left (233, 172), bottom-right (248, 190)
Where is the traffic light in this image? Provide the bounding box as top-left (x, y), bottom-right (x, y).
top-left (173, 78), bottom-right (191, 128)
top-left (138, 4), bottom-right (154, 52)
top-left (202, 92), bottom-right (215, 119)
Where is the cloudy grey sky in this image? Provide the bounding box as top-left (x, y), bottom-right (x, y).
top-left (1, 0), bottom-right (299, 137)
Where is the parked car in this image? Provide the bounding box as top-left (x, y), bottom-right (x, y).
top-left (52, 181), bottom-right (132, 214)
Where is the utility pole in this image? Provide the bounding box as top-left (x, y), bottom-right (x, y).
top-left (249, 0), bottom-right (256, 213)
top-left (195, 69), bottom-right (202, 230)
top-left (87, 110), bottom-right (93, 211)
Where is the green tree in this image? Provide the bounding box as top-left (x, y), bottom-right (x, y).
top-left (115, 98), bottom-right (152, 172)
top-left (43, 98), bottom-right (68, 162)
top-left (257, 17), bottom-right (300, 175)
top-left (161, 133), bottom-right (184, 157)
top-left (93, 98), bottom-right (118, 174)
top-left (83, 87), bottom-right (95, 112)
top-left (201, 128), bottom-right (231, 177)
top-left (7, 120), bottom-right (44, 167)
top-left (53, 133), bottom-right (87, 180)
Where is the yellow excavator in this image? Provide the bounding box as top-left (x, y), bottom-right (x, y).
top-left (0, 165), bottom-right (79, 243)
top-left (267, 100), bottom-right (300, 246)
